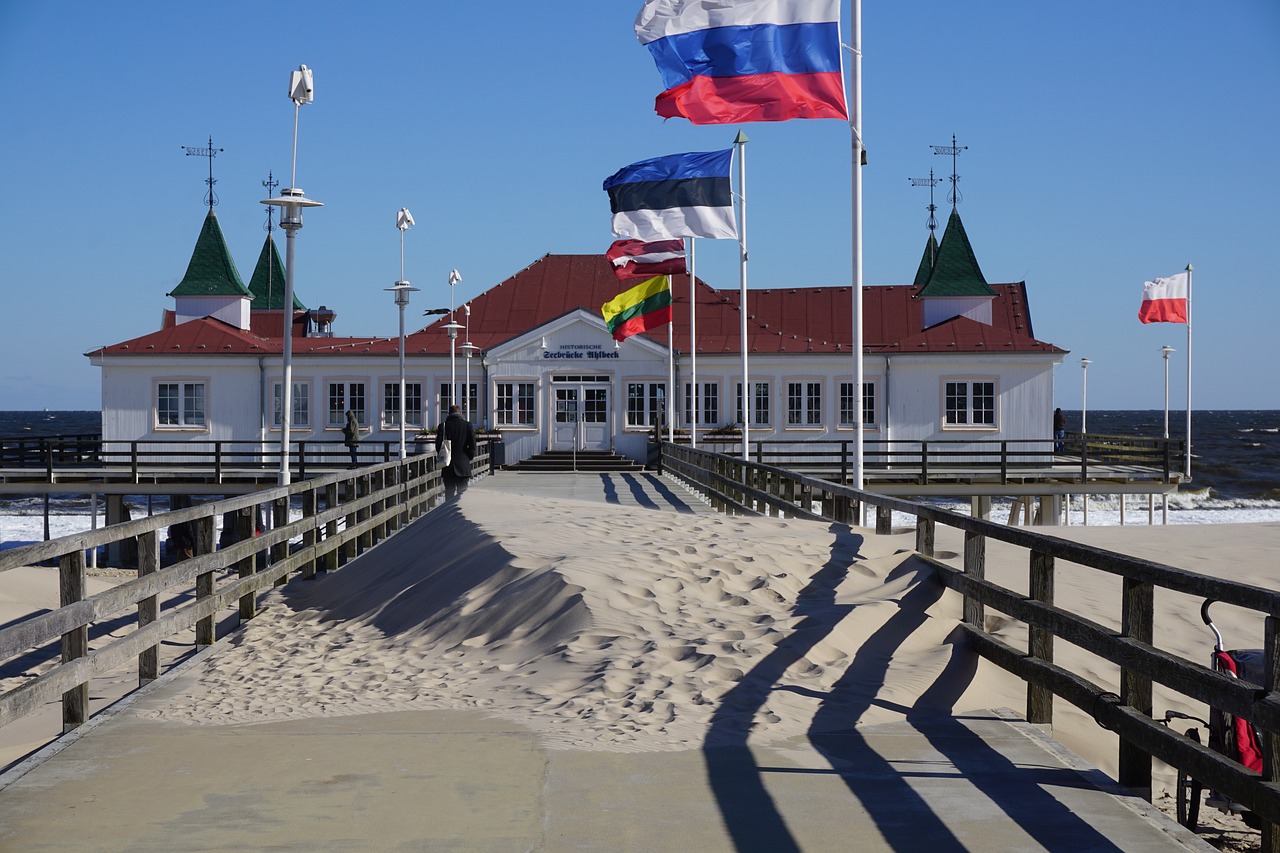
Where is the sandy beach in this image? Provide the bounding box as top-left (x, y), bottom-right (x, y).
top-left (2, 480), bottom-right (1276, 847)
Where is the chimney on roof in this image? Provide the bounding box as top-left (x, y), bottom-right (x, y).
top-left (309, 306), bottom-right (336, 337)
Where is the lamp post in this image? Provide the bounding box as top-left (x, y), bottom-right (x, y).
top-left (262, 64), bottom-right (322, 486)
top-left (385, 208), bottom-right (419, 459)
top-left (444, 269), bottom-right (463, 411)
top-left (1080, 358), bottom-right (1091, 435)
top-left (460, 303), bottom-right (478, 421)
top-left (1161, 345), bottom-right (1175, 439)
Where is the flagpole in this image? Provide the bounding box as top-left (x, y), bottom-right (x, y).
top-left (1185, 263), bottom-right (1193, 479)
top-left (850, 0), bottom-right (865, 492)
top-left (667, 291), bottom-right (674, 443)
top-left (734, 131), bottom-right (749, 467)
top-left (689, 237), bottom-right (698, 450)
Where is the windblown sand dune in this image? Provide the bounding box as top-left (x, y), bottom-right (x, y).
top-left (142, 490), bottom-right (980, 752)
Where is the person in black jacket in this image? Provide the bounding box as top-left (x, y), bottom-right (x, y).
top-left (435, 405), bottom-right (477, 500)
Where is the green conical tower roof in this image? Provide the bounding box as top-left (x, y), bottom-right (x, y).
top-left (913, 232), bottom-right (939, 286)
top-left (248, 233), bottom-right (304, 311)
top-left (167, 211), bottom-right (251, 297)
top-left (917, 208), bottom-right (997, 297)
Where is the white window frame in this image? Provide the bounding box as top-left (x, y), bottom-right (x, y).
top-left (271, 380), bottom-right (311, 431)
top-left (837, 380), bottom-right (878, 431)
top-left (626, 380), bottom-right (668, 429)
top-left (439, 382), bottom-right (479, 423)
top-left (941, 377), bottom-right (999, 430)
top-left (734, 381), bottom-right (771, 428)
top-left (327, 380), bottom-right (368, 428)
top-left (785, 379), bottom-right (824, 429)
top-left (381, 381), bottom-right (423, 430)
top-left (684, 381), bottom-right (719, 427)
top-left (496, 380), bottom-right (537, 428)
top-left (155, 378), bottom-right (208, 431)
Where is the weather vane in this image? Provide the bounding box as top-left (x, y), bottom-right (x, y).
top-left (931, 134), bottom-right (967, 208)
top-left (182, 136), bottom-right (224, 211)
top-left (909, 168), bottom-right (942, 238)
top-left (262, 170), bottom-right (279, 232)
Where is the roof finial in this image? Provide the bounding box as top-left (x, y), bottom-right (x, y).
top-left (182, 135), bottom-right (224, 212)
top-left (931, 134), bottom-right (967, 209)
top-left (909, 168), bottom-right (942, 239)
top-left (262, 171), bottom-right (279, 233)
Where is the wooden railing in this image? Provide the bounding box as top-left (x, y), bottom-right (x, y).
top-left (0, 447), bottom-right (486, 741)
top-left (673, 433), bottom-right (1185, 485)
top-left (660, 442), bottom-right (1279, 849)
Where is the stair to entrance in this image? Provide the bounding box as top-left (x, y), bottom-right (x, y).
top-left (506, 450), bottom-right (646, 473)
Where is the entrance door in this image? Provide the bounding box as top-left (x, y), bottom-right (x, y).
top-left (550, 379), bottom-right (611, 451)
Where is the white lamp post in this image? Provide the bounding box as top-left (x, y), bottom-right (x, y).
top-left (1161, 345), bottom-right (1175, 439)
top-left (262, 64), bottom-right (322, 486)
top-left (444, 269), bottom-right (463, 411)
top-left (1080, 358), bottom-right (1091, 435)
top-left (460, 303), bottom-right (478, 421)
top-left (385, 208), bottom-right (419, 459)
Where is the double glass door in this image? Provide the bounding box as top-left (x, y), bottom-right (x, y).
top-left (552, 380), bottom-right (610, 451)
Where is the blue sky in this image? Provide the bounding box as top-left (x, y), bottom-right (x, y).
top-left (1, 1), bottom-right (1276, 411)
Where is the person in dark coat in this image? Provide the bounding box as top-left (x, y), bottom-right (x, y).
top-left (1053, 407), bottom-right (1066, 453)
top-left (435, 404), bottom-right (477, 500)
top-left (342, 410), bottom-right (361, 467)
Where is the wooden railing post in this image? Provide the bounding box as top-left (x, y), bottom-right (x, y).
top-left (875, 505), bottom-right (892, 535)
top-left (1028, 549), bottom-right (1055, 726)
top-left (214, 440), bottom-right (223, 483)
top-left (195, 515), bottom-right (216, 646)
top-left (1264, 617), bottom-right (1280, 853)
top-left (915, 517), bottom-right (934, 558)
top-left (324, 482), bottom-right (340, 573)
top-left (301, 487), bottom-right (318, 580)
top-left (963, 531), bottom-right (985, 629)
top-left (59, 549), bottom-right (88, 732)
top-left (1119, 577), bottom-right (1154, 798)
top-left (272, 496), bottom-right (289, 585)
top-left (236, 508), bottom-right (257, 622)
top-left (298, 441), bottom-right (307, 480)
top-left (343, 478), bottom-right (359, 565)
top-left (137, 529), bottom-right (160, 684)
top-left (357, 474), bottom-right (373, 553)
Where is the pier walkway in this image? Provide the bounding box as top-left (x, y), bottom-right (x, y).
top-left (0, 474), bottom-right (1208, 851)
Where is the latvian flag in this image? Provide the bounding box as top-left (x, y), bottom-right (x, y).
top-left (1138, 272), bottom-right (1189, 324)
top-left (602, 275), bottom-right (673, 342)
top-left (606, 239), bottom-right (687, 282)
top-left (603, 149), bottom-right (738, 242)
top-left (635, 0), bottom-right (848, 125)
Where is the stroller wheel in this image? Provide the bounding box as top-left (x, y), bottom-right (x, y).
top-left (1177, 729), bottom-right (1202, 831)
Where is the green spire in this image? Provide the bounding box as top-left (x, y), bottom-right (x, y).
top-left (917, 208), bottom-right (997, 297)
top-left (913, 232), bottom-right (939, 286)
top-left (168, 211), bottom-right (251, 297)
top-left (248, 233), bottom-right (304, 311)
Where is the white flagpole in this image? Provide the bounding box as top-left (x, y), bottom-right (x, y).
top-left (1185, 263), bottom-right (1193, 478)
top-left (667, 286), bottom-right (674, 443)
top-left (689, 237), bottom-right (698, 450)
top-left (734, 131), bottom-right (750, 465)
top-left (850, 0), bottom-right (865, 492)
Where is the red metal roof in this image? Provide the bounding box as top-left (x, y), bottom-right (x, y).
top-left (90, 254), bottom-right (1064, 358)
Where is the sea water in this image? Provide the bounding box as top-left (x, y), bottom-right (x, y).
top-left (1, 410), bottom-right (1278, 552)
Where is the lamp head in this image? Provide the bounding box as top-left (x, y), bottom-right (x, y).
top-left (397, 208), bottom-right (414, 231)
top-left (448, 269), bottom-right (462, 286)
top-left (289, 65), bottom-right (314, 106)
top-left (1080, 358), bottom-right (1091, 368)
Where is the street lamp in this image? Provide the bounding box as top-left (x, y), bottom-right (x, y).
top-left (262, 64), bottom-right (323, 486)
top-left (444, 269), bottom-right (463, 411)
top-left (385, 208), bottom-right (419, 459)
top-left (1080, 358), bottom-right (1091, 435)
top-left (1161, 345), bottom-right (1175, 439)
top-left (460, 303), bottom-right (479, 421)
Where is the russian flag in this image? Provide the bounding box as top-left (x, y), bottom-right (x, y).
top-left (635, 0), bottom-right (848, 125)
top-left (1138, 272), bottom-right (1189, 324)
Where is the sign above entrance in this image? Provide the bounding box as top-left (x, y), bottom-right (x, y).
top-left (543, 343), bottom-right (619, 361)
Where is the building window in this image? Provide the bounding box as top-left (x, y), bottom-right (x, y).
top-left (685, 382), bottom-right (718, 427)
top-left (627, 382), bottom-right (667, 427)
top-left (328, 382), bottom-right (366, 426)
top-left (496, 382), bottom-right (536, 426)
top-left (839, 381), bottom-right (876, 428)
top-left (787, 381), bottom-right (822, 426)
top-left (734, 382), bottom-right (770, 426)
top-left (272, 381), bottom-right (310, 428)
top-left (156, 381), bottom-right (206, 428)
top-left (382, 382), bottom-right (423, 428)
top-left (944, 380), bottom-right (997, 427)
top-left (439, 383), bottom-right (478, 421)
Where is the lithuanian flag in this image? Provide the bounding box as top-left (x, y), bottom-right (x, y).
top-left (601, 275), bottom-right (672, 342)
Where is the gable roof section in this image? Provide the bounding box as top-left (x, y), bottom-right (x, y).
top-left (88, 316), bottom-right (278, 356)
top-left (248, 234), bottom-right (304, 310)
top-left (917, 208), bottom-right (997, 297)
top-left (167, 211), bottom-right (251, 298)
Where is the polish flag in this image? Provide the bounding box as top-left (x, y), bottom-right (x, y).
top-left (1138, 272), bottom-right (1188, 324)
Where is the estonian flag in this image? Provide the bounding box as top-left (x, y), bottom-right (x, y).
top-left (602, 275), bottom-right (673, 342)
top-left (603, 149), bottom-right (737, 242)
top-left (635, 0), bottom-right (848, 125)
top-left (606, 239), bottom-right (687, 282)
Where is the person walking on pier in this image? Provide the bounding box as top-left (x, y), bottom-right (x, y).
top-left (1053, 407), bottom-right (1066, 454)
top-left (342, 410), bottom-right (361, 468)
top-left (436, 404), bottom-right (476, 500)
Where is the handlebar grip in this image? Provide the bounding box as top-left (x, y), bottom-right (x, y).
top-left (1201, 599), bottom-right (1215, 626)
